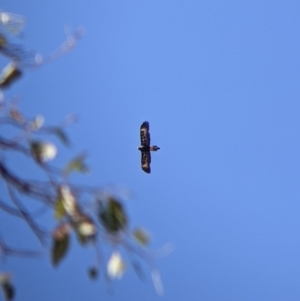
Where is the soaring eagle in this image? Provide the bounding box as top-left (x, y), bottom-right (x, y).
top-left (138, 121), bottom-right (160, 173)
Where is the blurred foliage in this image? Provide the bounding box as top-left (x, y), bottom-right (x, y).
top-left (51, 224), bottom-right (70, 266)
top-left (132, 228), bottom-right (150, 246)
top-left (0, 8), bottom-right (168, 300)
top-left (63, 153), bottom-right (89, 176)
top-left (0, 62), bottom-right (22, 89)
top-left (99, 197), bottom-right (128, 233)
top-left (0, 274), bottom-right (14, 301)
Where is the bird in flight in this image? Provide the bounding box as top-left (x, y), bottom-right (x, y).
top-left (138, 121), bottom-right (160, 173)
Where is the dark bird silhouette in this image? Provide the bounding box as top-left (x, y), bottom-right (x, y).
top-left (138, 121), bottom-right (160, 173)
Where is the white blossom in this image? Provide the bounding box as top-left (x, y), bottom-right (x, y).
top-left (31, 115), bottom-right (44, 130)
top-left (78, 220), bottom-right (96, 236)
top-left (31, 141), bottom-right (57, 162)
top-left (107, 252), bottom-right (125, 280)
top-left (39, 142), bottom-right (57, 161)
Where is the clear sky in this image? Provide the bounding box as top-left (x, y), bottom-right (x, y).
top-left (1, 0), bottom-right (300, 300)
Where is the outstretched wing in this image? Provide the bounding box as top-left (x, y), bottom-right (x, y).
top-left (141, 151), bottom-right (151, 173)
top-left (140, 121), bottom-right (150, 147)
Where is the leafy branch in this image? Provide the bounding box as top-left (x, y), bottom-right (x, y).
top-left (0, 9), bottom-right (170, 301)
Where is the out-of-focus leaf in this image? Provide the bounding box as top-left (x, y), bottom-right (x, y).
top-left (151, 269), bottom-right (164, 296)
top-left (88, 267), bottom-right (98, 280)
top-left (54, 197), bottom-right (65, 220)
top-left (51, 224), bottom-right (70, 266)
top-left (52, 223), bottom-right (70, 240)
top-left (9, 108), bottom-right (23, 123)
top-left (0, 62), bottom-right (22, 89)
top-left (30, 141), bottom-right (57, 162)
top-left (0, 274), bottom-right (14, 301)
top-left (0, 274), bottom-right (10, 285)
top-left (63, 153), bottom-right (89, 176)
top-left (50, 127), bottom-right (69, 146)
top-left (132, 228), bottom-right (150, 246)
top-left (0, 34), bottom-right (7, 47)
top-left (2, 282), bottom-right (14, 301)
top-left (98, 197), bottom-right (128, 233)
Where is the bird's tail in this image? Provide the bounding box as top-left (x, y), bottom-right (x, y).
top-left (150, 145), bottom-right (160, 151)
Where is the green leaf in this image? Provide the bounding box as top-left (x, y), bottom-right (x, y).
top-left (63, 153), bottom-right (89, 176)
top-left (30, 141), bottom-right (42, 161)
top-left (0, 275), bottom-right (14, 301)
top-left (98, 197), bottom-right (128, 233)
top-left (0, 34), bottom-right (7, 47)
top-left (132, 228), bottom-right (150, 246)
top-left (51, 226), bottom-right (70, 267)
top-left (2, 282), bottom-right (14, 301)
top-left (51, 127), bottom-right (69, 146)
top-left (54, 197), bottom-right (66, 220)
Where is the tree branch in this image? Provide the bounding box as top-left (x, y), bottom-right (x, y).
top-left (0, 241), bottom-right (42, 258)
top-left (0, 160), bottom-right (54, 205)
top-left (0, 136), bottom-right (29, 154)
top-left (6, 184), bottom-right (48, 246)
top-left (0, 198), bottom-right (22, 217)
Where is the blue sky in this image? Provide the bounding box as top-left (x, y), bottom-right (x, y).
top-left (1, 0), bottom-right (300, 300)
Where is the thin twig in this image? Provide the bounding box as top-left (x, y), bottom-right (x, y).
top-left (0, 136), bottom-right (29, 154)
top-left (0, 160), bottom-right (54, 204)
top-left (0, 198), bottom-right (22, 217)
top-left (0, 243), bottom-right (42, 258)
top-left (0, 198), bottom-right (48, 219)
top-left (6, 184), bottom-right (48, 246)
